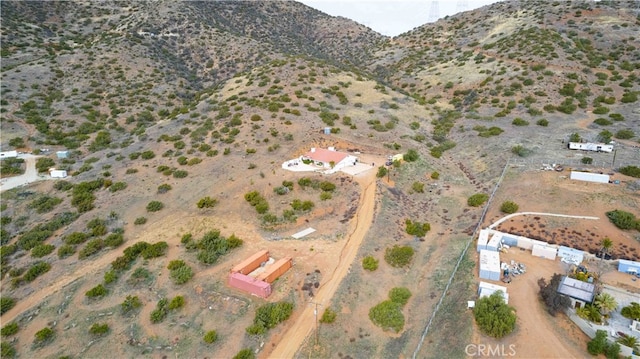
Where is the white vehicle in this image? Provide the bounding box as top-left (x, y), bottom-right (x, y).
top-left (568, 142), bottom-right (613, 153)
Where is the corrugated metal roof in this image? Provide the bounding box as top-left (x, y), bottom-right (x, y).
top-left (557, 276), bottom-right (595, 302)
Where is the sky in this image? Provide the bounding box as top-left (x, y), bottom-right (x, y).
top-left (299, 0), bottom-right (499, 37)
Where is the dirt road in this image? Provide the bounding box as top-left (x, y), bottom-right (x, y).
top-left (0, 154), bottom-right (45, 192)
top-left (267, 167), bottom-right (378, 358)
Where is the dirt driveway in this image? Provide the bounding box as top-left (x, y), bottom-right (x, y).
top-left (266, 163), bottom-right (378, 358)
top-left (0, 154), bottom-right (46, 192)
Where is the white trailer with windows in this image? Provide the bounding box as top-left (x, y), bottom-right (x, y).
top-left (479, 249), bottom-right (501, 281)
top-left (568, 142), bottom-right (613, 153)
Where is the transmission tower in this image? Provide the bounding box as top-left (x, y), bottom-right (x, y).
top-left (429, 1), bottom-right (440, 23)
top-left (456, 0), bottom-right (469, 14)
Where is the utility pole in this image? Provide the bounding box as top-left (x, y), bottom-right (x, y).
top-left (611, 148), bottom-right (617, 168)
top-left (309, 301), bottom-right (322, 345)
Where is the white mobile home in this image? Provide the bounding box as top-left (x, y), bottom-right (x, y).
top-left (0, 151), bottom-right (18, 159)
top-left (569, 142), bottom-right (613, 152)
top-left (532, 244), bottom-right (558, 260)
top-left (570, 171), bottom-right (610, 184)
top-left (49, 169), bottom-right (67, 178)
top-left (568, 142), bottom-right (613, 153)
top-left (476, 229), bottom-right (490, 252)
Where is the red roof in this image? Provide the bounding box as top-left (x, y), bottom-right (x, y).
top-left (304, 148), bottom-right (348, 164)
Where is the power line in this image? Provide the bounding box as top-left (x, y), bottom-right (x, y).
top-left (428, 1), bottom-right (440, 23)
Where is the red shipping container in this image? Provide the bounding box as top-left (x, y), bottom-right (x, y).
top-left (228, 272), bottom-right (272, 298)
top-left (231, 249), bottom-right (269, 275)
top-left (256, 257), bottom-right (293, 283)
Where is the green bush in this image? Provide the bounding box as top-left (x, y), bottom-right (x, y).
top-left (203, 330), bottom-right (218, 344)
top-left (170, 265), bottom-right (194, 285)
top-left (619, 166), bottom-right (640, 178)
top-left (85, 284), bottom-right (108, 298)
top-left (64, 232), bottom-right (88, 245)
top-left (233, 349), bottom-right (255, 359)
top-left (33, 327), bottom-right (55, 345)
top-left (168, 295), bottom-right (185, 310)
top-left (500, 201), bottom-right (519, 214)
top-left (581, 157), bottom-right (593, 164)
top-left (587, 330), bottom-right (608, 355)
top-left (121, 295), bottom-right (142, 315)
top-left (134, 217), bottom-right (147, 225)
top-left (405, 219), bottom-right (430, 237)
top-left (511, 118), bottom-right (529, 126)
top-left (319, 308), bottom-right (337, 324)
top-left (35, 157), bottom-right (56, 173)
top-left (376, 166), bottom-right (388, 178)
top-left (173, 170), bottom-right (188, 178)
top-left (78, 238), bottom-right (104, 259)
top-left (620, 302), bottom-right (640, 320)
top-left (89, 323), bottom-right (110, 336)
top-left (403, 149), bottom-right (419, 162)
top-left (468, 193), bottom-right (489, 207)
top-left (388, 287), bottom-right (412, 306)
top-left (0, 322), bottom-right (19, 336)
top-left (536, 119), bottom-right (549, 126)
top-left (384, 245), bottom-right (414, 268)
top-left (0, 297), bottom-right (15, 315)
top-left (31, 244), bottom-right (55, 258)
top-left (615, 129), bottom-right (635, 139)
top-left (103, 269), bottom-right (118, 285)
top-left (511, 145), bottom-right (532, 157)
top-left (146, 201), bottom-right (164, 212)
top-left (320, 192), bottom-right (332, 201)
top-left (58, 244), bottom-right (76, 258)
top-left (474, 292), bottom-right (516, 338)
top-left (197, 196), bottom-right (218, 209)
top-left (1, 342), bottom-right (15, 358)
top-left (606, 210), bottom-right (639, 230)
top-left (369, 300), bottom-right (405, 332)
top-left (246, 302), bottom-right (294, 335)
top-left (150, 298), bottom-right (169, 323)
top-left (593, 118), bottom-right (612, 126)
top-left (362, 256), bottom-right (379, 271)
top-left (157, 184), bottom-right (172, 193)
top-left (412, 181), bottom-right (424, 193)
top-left (23, 262), bottom-right (51, 282)
top-left (28, 195), bottom-right (63, 213)
top-left (431, 171), bottom-right (440, 180)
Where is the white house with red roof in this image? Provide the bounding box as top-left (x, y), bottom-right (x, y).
top-left (301, 147), bottom-right (357, 173)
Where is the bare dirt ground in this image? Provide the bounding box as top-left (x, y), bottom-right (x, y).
top-left (0, 154), bottom-right (46, 192)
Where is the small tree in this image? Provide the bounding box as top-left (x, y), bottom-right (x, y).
top-left (468, 193), bottom-right (489, 207)
top-left (384, 245), bottom-right (414, 267)
top-left (376, 166), bottom-right (388, 178)
top-left (500, 201), bottom-right (519, 214)
top-left (362, 256), bottom-right (379, 271)
top-left (319, 308), bottom-right (337, 324)
top-left (587, 330), bottom-right (608, 355)
top-left (146, 201), bottom-right (164, 212)
top-left (473, 292), bottom-right (516, 338)
top-left (197, 196), bottom-right (218, 209)
top-left (538, 274), bottom-right (571, 316)
top-left (203, 330), bottom-right (218, 344)
top-left (621, 302), bottom-right (640, 320)
top-left (594, 292), bottom-right (617, 316)
top-left (600, 237), bottom-right (613, 260)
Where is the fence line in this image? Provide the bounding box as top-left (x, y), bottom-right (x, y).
top-left (412, 159), bottom-right (510, 359)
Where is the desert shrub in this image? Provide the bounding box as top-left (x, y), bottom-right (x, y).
top-left (31, 244), bottom-right (55, 258)
top-left (109, 181), bottom-right (127, 192)
top-left (0, 322), bottom-right (18, 336)
top-left (389, 287), bottom-right (412, 306)
top-left (606, 210), bottom-right (639, 230)
top-left (319, 308), bottom-right (337, 324)
top-left (619, 166), bottom-right (640, 178)
top-left (35, 157), bottom-right (56, 173)
top-left (173, 170), bottom-right (188, 178)
top-left (511, 145), bottom-right (532, 157)
top-left (536, 119), bottom-right (549, 126)
top-left (621, 302), bottom-right (640, 320)
top-left (150, 298), bottom-right (169, 323)
top-left (157, 183), bottom-right (172, 193)
top-left (246, 302), bottom-right (294, 335)
top-left (103, 269), bottom-right (118, 285)
top-left (319, 181), bottom-right (336, 192)
top-left (500, 201), bottom-right (519, 214)
top-left (538, 274), bottom-right (571, 316)
top-left (475, 126), bottom-right (504, 137)
top-left (197, 196), bottom-right (218, 209)
top-left (23, 262), bottom-right (51, 282)
top-left (376, 166), bottom-right (388, 178)
top-left (474, 291), bottom-right (516, 338)
top-left (121, 295), bottom-right (142, 315)
top-left (369, 300), bottom-right (405, 332)
top-left (64, 232), bottom-right (88, 245)
top-left (384, 245), bottom-right (414, 268)
top-left (615, 129), bottom-right (635, 139)
top-left (104, 233), bottom-right (124, 248)
top-left (581, 157), bottom-right (593, 164)
top-left (168, 295), bottom-right (185, 310)
top-left (594, 118), bottom-right (612, 126)
top-left (0, 297), bottom-right (15, 315)
top-left (320, 192), bottom-right (332, 201)
top-left (85, 284), bottom-right (108, 298)
top-left (412, 181), bottom-right (424, 193)
top-left (146, 201), bottom-right (164, 212)
top-left (33, 327), bottom-right (55, 345)
top-left (170, 264), bottom-right (194, 285)
top-left (134, 217), bottom-right (147, 225)
top-left (54, 180), bottom-right (73, 191)
top-left (28, 195), bottom-right (63, 213)
top-left (511, 118), bottom-right (529, 126)
top-left (404, 149), bottom-right (419, 162)
top-left (468, 193), bottom-right (489, 207)
top-left (203, 330), bottom-right (218, 344)
top-left (233, 349), bottom-right (255, 359)
top-left (89, 323), bottom-right (109, 336)
top-left (141, 241), bottom-right (168, 259)
top-left (362, 256), bottom-right (379, 271)
top-left (405, 219), bottom-right (430, 237)
top-left (78, 238), bottom-right (104, 259)
top-left (1, 341), bottom-right (15, 358)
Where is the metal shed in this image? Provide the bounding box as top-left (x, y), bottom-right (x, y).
top-left (228, 272), bottom-right (272, 298)
top-left (618, 259), bottom-right (640, 274)
top-left (476, 229), bottom-right (490, 252)
top-left (256, 257), bottom-right (292, 283)
top-left (231, 250), bottom-right (269, 275)
top-left (479, 249), bottom-right (501, 281)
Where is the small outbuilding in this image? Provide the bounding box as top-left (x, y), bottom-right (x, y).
top-left (56, 150), bottom-right (69, 159)
top-left (476, 229), bottom-right (490, 252)
top-left (557, 276), bottom-right (595, 308)
top-left (228, 272), bottom-right (272, 298)
top-left (479, 249), bottom-right (501, 281)
top-left (478, 281), bottom-right (509, 304)
top-left (49, 169), bottom-right (68, 178)
top-left (0, 151), bottom-right (18, 159)
top-left (532, 244), bottom-right (558, 260)
top-left (558, 246), bottom-right (584, 265)
top-left (618, 259), bottom-right (640, 274)
top-left (486, 232), bottom-right (502, 252)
